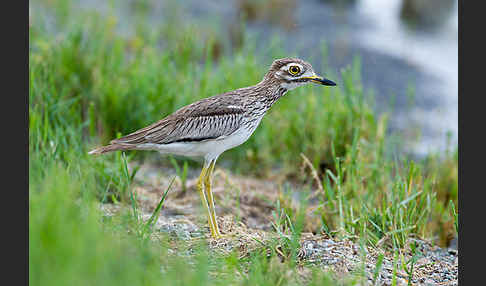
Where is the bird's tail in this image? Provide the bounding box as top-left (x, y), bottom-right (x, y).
top-left (88, 143), bottom-right (135, 155)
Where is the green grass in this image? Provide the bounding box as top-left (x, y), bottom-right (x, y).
top-left (29, 1), bottom-right (458, 285)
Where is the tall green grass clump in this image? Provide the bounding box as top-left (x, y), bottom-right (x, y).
top-left (29, 163), bottom-right (164, 285)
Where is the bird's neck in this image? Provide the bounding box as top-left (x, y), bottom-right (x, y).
top-left (252, 78), bottom-right (289, 109)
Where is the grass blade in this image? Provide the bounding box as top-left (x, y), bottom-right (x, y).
top-left (143, 177), bottom-right (175, 236)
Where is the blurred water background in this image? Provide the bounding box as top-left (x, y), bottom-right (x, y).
top-left (32, 0), bottom-right (458, 157)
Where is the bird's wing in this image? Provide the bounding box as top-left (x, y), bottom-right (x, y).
top-left (110, 94), bottom-right (246, 145)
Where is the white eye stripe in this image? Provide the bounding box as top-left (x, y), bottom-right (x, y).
top-left (276, 70), bottom-right (314, 81)
top-left (298, 70), bottom-right (315, 78)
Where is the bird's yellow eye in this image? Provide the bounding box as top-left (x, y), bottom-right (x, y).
top-left (289, 65), bottom-right (301, 75)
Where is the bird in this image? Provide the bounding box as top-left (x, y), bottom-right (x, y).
top-left (89, 57), bottom-right (336, 238)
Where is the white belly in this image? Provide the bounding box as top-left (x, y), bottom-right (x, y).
top-left (137, 122), bottom-right (259, 161)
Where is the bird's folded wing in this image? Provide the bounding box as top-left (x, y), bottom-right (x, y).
top-left (111, 98), bottom-right (245, 145)
top-left (148, 112), bottom-right (244, 143)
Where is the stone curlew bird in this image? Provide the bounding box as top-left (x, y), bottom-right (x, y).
top-left (89, 57), bottom-right (336, 238)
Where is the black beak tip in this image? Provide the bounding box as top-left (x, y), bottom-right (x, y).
top-left (321, 78), bottom-right (337, 86)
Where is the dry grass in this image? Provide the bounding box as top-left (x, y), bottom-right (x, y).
top-left (100, 161), bottom-right (457, 286)
top-left (129, 160), bottom-right (325, 234)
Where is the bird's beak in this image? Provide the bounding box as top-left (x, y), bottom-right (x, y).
top-left (303, 75), bottom-right (337, 86)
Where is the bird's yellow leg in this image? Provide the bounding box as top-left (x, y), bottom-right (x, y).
top-left (197, 165), bottom-right (216, 237)
top-left (204, 160), bottom-right (221, 238)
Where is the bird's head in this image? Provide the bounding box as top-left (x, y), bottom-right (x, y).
top-left (264, 57), bottom-right (336, 90)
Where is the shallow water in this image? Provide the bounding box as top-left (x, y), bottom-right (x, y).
top-left (356, 0), bottom-right (458, 156)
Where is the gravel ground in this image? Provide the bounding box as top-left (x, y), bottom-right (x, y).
top-left (99, 161), bottom-right (458, 285)
top-left (101, 204), bottom-right (457, 286)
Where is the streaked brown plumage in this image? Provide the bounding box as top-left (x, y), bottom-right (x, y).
top-left (89, 57), bottom-right (336, 238)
